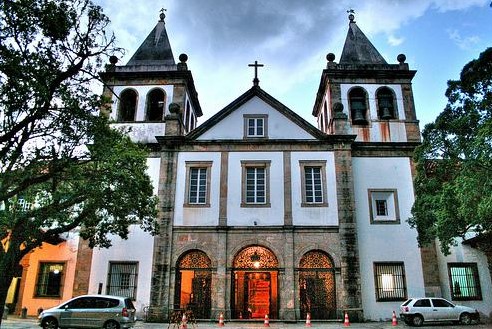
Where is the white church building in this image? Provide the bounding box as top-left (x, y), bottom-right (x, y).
top-left (9, 10), bottom-right (491, 323)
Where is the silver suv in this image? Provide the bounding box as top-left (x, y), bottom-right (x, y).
top-left (400, 297), bottom-right (480, 326)
top-left (38, 295), bottom-right (136, 329)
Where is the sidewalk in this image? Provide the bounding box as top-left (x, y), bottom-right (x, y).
top-left (1, 317), bottom-right (490, 329)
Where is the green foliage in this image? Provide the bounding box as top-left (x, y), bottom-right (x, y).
top-left (0, 1), bottom-right (158, 319)
top-left (409, 48), bottom-right (492, 254)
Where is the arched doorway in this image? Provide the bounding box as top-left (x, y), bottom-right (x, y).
top-left (174, 250), bottom-right (212, 319)
top-left (231, 245), bottom-right (279, 319)
top-left (299, 250), bottom-right (336, 319)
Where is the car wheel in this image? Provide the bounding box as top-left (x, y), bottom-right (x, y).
top-left (411, 314), bottom-right (424, 327)
top-left (104, 320), bottom-right (120, 329)
top-left (42, 318), bottom-right (58, 329)
top-left (460, 313), bottom-right (472, 325)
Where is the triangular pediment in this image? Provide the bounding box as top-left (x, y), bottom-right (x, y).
top-left (188, 86), bottom-right (324, 141)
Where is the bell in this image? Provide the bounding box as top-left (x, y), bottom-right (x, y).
top-left (381, 106), bottom-right (393, 120)
top-left (352, 107), bottom-right (367, 125)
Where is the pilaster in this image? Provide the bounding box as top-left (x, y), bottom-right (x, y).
top-left (334, 143), bottom-right (363, 321)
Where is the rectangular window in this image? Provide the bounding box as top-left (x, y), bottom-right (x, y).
top-left (35, 262), bottom-right (65, 297)
top-left (241, 161), bottom-right (270, 207)
top-left (375, 199), bottom-right (388, 216)
top-left (300, 161), bottom-right (328, 207)
top-left (244, 115), bottom-right (268, 138)
top-left (189, 168), bottom-right (207, 204)
top-left (184, 162), bottom-right (212, 207)
top-left (374, 262), bottom-right (407, 301)
top-left (305, 167), bottom-right (322, 203)
top-left (448, 263), bottom-right (482, 300)
top-left (107, 262), bottom-right (138, 300)
top-left (368, 189), bottom-right (400, 224)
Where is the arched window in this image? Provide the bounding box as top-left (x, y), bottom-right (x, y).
top-left (376, 87), bottom-right (397, 120)
top-left (118, 89), bottom-right (138, 122)
top-left (348, 87), bottom-right (368, 125)
top-left (146, 89), bottom-right (165, 122)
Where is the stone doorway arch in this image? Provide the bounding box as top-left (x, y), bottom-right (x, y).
top-left (231, 245), bottom-right (279, 319)
top-left (174, 250), bottom-right (212, 319)
top-left (298, 250), bottom-right (336, 319)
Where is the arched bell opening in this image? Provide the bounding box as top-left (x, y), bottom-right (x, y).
top-left (146, 88), bottom-right (165, 121)
top-left (348, 87), bottom-right (368, 125)
top-left (174, 250), bottom-right (212, 319)
top-left (231, 245), bottom-right (279, 319)
top-left (298, 250), bottom-right (337, 320)
top-left (118, 89), bottom-right (138, 122)
top-left (376, 87), bottom-right (397, 120)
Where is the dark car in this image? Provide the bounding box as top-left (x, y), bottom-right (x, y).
top-left (38, 295), bottom-right (136, 329)
top-left (400, 297), bottom-right (480, 326)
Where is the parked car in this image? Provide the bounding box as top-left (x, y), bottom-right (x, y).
top-left (38, 294), bottom-right (136, 329)
top-left (400, 297), bottom-right (480, 326)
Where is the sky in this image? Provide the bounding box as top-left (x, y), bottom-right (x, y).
top-left (94, 0), bottom-right (492, 129)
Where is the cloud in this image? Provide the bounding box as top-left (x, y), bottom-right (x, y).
top-left (447, 29), bottom-right (481, 50)
top-left (94, 0), bottom-right (489, 121)
top-left (388, 34), bottom-right (404, 46)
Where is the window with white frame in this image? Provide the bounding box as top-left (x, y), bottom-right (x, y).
top-left (448, 263), bottom-right (482, 300)
top-left (184, 162), bottom-right (212, 207)
top-left (368, 189), bottom-right (400, 224)
top-left (35, 262), bottom-right (65, 297)
top-left (374, 262), bottom-right (407, 301)
top-left (300, 161), bottom-right (328, 207)
top-left (244, 115), bottom-right (268, 138)
top-left (106, 262), bottom-right (138, 300)
top-left (241, 161), bottom-right (270, 207)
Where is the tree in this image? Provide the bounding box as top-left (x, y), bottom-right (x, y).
top-left (0, 0), bottom-right (158, 321)
top-left (409, 47), bottom-right (492, 254)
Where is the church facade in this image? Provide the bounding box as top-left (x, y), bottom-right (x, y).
top-left (89, 11), bottom-right (491, 321)
top-left (8, 11), bottom-right (491, 323)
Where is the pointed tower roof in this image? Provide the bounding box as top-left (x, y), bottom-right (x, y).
top-left (339, 12), bottom-right (387, 65)
top-left (127, 11), bottom-right (175, 66)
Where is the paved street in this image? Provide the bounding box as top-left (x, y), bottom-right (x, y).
top-left (0, 317), bottom-right (490, 329)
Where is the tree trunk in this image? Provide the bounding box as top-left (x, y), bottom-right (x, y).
top-left (0, 262), bottom-right (15, 326)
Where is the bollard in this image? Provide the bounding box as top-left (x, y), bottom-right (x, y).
top-left (21, 307), bottom-right (27, 319)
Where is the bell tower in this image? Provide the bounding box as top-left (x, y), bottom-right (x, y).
top-left (312, 11), bottom-right (420, 143)
top-left (100, 10), bottom-right (202, 144)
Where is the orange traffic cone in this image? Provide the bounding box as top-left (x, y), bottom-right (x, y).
top-left (180, 313), bottom-right (188, 329)
top-left (343, 311), bottom-right (350, 327)
top-left (218, 312), bottom-right (225, 327)
top-left (264, 314), bottom-right (270, 327)
top-left (392, 311), bottom-right (398, 326)
top-left (305, 313), bottom-right (312, 327)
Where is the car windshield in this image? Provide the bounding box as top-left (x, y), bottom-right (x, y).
top-left (401, 299), bottom-right (413, 306)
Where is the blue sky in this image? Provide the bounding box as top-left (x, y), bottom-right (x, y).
top-left (95, 0), bottom-right (492, 129)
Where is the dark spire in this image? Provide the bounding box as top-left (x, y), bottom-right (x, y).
top-left (339, 10), bottom-right (387, 65)
top-left (126, 10), bottom-right (175, 66)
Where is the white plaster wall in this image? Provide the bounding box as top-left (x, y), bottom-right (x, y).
top-left (111, 122), bottom-right (165, 144)
top-left (290, 151), bottom-right (339, 226)
top-left (435, 240), bottom-right (492, 318)
top-left (174, 152), bottom-right (222, 226)
top-left (227, 152), bottom-right (284, 226)
top-left (87, 157), bottom-right (160, 317)
top-left (340, 84), bottom-right (408, 142)
top-left (353, 157), bottom-right (425, 321)
top-left (198, 97), bottom-right (316, 140)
